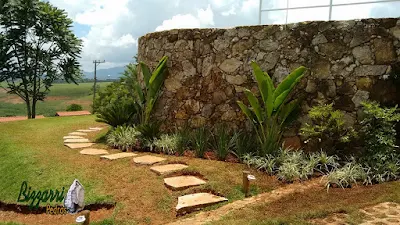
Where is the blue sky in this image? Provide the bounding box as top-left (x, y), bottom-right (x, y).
top-left (49, 0), bottom-right (400, 72)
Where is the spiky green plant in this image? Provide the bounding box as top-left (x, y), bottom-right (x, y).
top-left (191, 127), bottom-right (210, 158)
top-left (210, 124), bottom-right (238, 160)
top-left (237, 61), bottom-right (306, 155)
top-left (233, 131), bottom-right (259, 159)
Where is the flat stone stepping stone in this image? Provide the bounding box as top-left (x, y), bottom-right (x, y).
top-left (68, 132), bottom-right (88, 136)
top-left (101, 152), bottom-right (137, 160)
top-left (64, 143), bottom-right (94, 149)
top-left (76, 129), bottom-right (96, 132)
top-left (80, 148), bottom-right (109, 155)
top-left (64, 138), bottom-right (90, 143)
top-left (176, 193), bottom-right (228, 213)
top-left (133, 155), bottom-right (166, 165)
top-left (164, 176), bottom-right (206, 190)
top-left (150, 164), bottom-right (189, 175)
top-left (89, 127), bottom-right (103, 131)
top-left (63, 136), bottom-right (85, 139)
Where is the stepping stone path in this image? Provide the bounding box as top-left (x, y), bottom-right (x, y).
top-left (310, 202), bottom-right (400, 225)
top-left (89, 127), bottom-right (103, 131)
top-left (80, 148), bottom-right (109, 155)
top-left (101, 152), bottom-right (137, 160)
top-left (64, 138), bottom-right (90, 143)
top-left (150, 164), bottom-right (189, 175)
top-left (133, 155), bottom-right (166, 165)
top-left (63, 136), bottom-right (85, 139)
top-left (164, 176), bottom-right (206, 191)
top-left (176, 193), bottom-right (228, 213)
top-left (64, 143), bottom-right (94, 149)
top-left (68, 132), bottom-right (87, 136)
top-left (76, 129), bottom-right (96, 132)
top-left (64, 126), bottom-right (228, 214)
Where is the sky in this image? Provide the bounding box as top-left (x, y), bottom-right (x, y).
top-left (48, 0), bottom-right (400, 72)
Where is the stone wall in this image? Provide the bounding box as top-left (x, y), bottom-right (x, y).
top-left (138, 18), bottom-right (400, 141)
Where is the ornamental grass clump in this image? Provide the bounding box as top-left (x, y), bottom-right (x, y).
top-left (325, 162), bottom-right (368, 190)
top-left (153, 134), bottom-right (180, 155)
top-left (106, 126), bottom-right (140, 151)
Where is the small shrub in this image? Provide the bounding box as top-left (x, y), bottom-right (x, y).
top-left (191, 127), bottom-right (210, 158)
top-left (93, 81), bottom-right (131, 113)
top-left (66, 104), bottom-right (83, 111)
top-left (96, 100), bottom-right (138, 127)
top-left (360, 101), bottom-right (400, 178)
top-left (106, 126), bottom-right (140, 151)
top-left (210, 124), bottom-right (238, 160)
top-left (153, 134), bottom-right (180, 155)
top-left (301, 103), bottom-right (357, 155)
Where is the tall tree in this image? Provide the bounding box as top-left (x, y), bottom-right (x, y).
top-left (0, 0), bottom-right (82, 118)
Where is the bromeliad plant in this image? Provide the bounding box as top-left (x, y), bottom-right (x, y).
top-left (237, 61), bottom-right (307, 155)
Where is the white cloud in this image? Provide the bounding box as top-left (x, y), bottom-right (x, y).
top-left (221, 5), bottom-right (236, 16)
top-left (155, 5), bottom-right (214, 31)
top-left (74, 0), bottom-right (131, 26)
top-left (241, 0), bottom-right (258, 13)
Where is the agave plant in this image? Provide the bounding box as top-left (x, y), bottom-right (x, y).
top-left (123, 56), bottom-right (168, 125)
top-left (237, 61), bottom-right (306, 155)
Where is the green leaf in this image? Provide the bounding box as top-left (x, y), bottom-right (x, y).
top-left (244, 89), bottom-right (263, 123)
top-left (279, 100), bottom-right (299, 126)
top-left (237, 101), bottom-right (255, 122)
top-left (149, 56), bottom-right (168, 84)
top-left (264, 75), bottom-right (274, 118)
top-left (273, 90), bottom-right (290, 110)
top-left (250, 61), bottom-right (268, 104)
top-left (140, 62), bottom-right (152, 87)
top-left (273, 66), bottom-right (306, 100)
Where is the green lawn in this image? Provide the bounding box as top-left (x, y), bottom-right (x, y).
top-left (0, 82), bottom-right (111, 117)
top-left (0, 115), bottom-right (112, 205)
top-left (0, 116), bottom-right (281, 224)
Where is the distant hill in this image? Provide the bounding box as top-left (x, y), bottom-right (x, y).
top-left (83, 67), bottom-right (125, 80)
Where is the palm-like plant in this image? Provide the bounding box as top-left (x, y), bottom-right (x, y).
top-left (96, 100), bottom-right (138, 127)
top-left (123, 56), bottom-right (168, 125)
top-left (237, 61), bottom-right (306, 155)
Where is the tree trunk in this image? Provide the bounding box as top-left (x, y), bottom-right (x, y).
top-left (32, 99), bottom-right (37, 119)
top-left (25, 97), bottom-right (32, 119)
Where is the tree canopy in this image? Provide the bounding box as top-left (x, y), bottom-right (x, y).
top-left (0, 0), bottom-right (82, 118)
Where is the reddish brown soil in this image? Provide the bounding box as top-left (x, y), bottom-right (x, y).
top-left (0, 115), bottom-right (45, 122)
top-left (0, 208), bottom-right (113, 225)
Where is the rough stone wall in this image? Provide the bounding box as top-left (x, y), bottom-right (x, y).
top-left (138, 18), bottom-right (400, 140)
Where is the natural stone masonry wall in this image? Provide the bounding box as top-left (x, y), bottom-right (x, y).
top-left (138, 18), bottom-right (400, 138)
